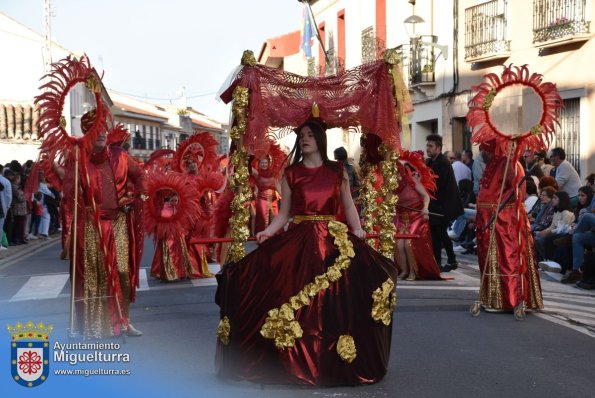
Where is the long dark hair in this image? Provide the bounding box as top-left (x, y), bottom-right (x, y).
top-left (287, 119), bottom-right (330, 167)
top-left (553, 191), bottom-right (571, 212)
top-left (577, 185), bottom-right (593, 212)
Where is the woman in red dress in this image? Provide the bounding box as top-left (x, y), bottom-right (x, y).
top-left (252, 156), bottom-right (281, 234)
top-left (215, 120), bottom-right (397, 386)
top-left (393, 151), bottom-right (441, 280)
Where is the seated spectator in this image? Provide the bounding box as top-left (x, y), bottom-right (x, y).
top-left (568, 186), bottom-right (595, 284)
top-left (535, 150), bottom-right (554, 179)
top-left (538, 175), bottom-right (559, 191)
top-left (530, 186), bottom-right (556, 232)
top-left (534, 191), bottom-right (574, 262)
top-left (525, 178), bottom-right (539, 213)
top-left (552, 186), bottom-right (594, 277)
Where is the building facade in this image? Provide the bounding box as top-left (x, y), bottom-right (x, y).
top-left (258, 0), bottom-right (594, 178)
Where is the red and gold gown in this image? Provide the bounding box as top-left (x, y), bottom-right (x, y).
top-left (150, 203), bottom-right (203, 281)
top-left (475, 155), bottom-right (543, 310)
top-left (215, 162), bottom-right (397, 386)
top-left (253, 170), bottom-right (280, 234)
top-left (393, 162), bottom-right (441, 280)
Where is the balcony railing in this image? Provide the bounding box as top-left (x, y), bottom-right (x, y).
top-left (361, 26), bottom-right (386, 64)
top-left (397, 35), bottom-right (437, 86)
top-left (533, 0), bottom-right (590, 44)
top-left (465, 0), bottom-right (511, 61)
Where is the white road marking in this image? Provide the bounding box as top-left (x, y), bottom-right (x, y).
top-left (10, 274), bottom-right (69, 302)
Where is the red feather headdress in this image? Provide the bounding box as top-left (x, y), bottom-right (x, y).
top-left (398, 150), bottom-right (437, 196)
top-left (467, 64), bottom-right (562, 157)
top-left (144, 149), bottom-right (175, 172)
top-left (34, 54), bottom-right (111, 163)
top-left (250, 139), bottom-right (287, 179)
top-left (107, 123), bottom-right (130, 147)
top-left (144, 172), bottom-right (201, 239)
top-left (171, 131), bottom-right (219, 173)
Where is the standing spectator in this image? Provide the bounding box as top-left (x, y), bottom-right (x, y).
top-left (472, 146), bottom-right (488, 197)
top-left (426, 134), bottom-right (463, 271)
top-left (451, 151), bottom-right (472, 184)
top-left (10, 173), bottom-right (28, 245)
top-left (37, 176), bottom-right (54, 238)
top-left (333, 146), bottom-right (360, 199)
top-left (549, 147), bottom-right (581, 206)
top-left (0, 165), bottom-right (12, 251)
top-left (461, 149), bottom-right (474, 172)
top-left (535, 150), bottom-right (554, 179)
top-left (31, 192), bottom-right (43, 237)
top-left (585, 173), bottom-right (595, 191)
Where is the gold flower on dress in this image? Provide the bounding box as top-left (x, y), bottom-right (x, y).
top-left (260, 304), bottom-right (303, 350)
top-left (216, 316), bottom-right (231, 345)
top-left (371, 278), bottom-right (397, 326)
top-left (337, 335), bottom-right (357, 363)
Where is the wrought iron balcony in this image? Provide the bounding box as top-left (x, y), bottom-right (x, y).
top-left (533, 0), bottom-right (590, 46)
top-left (396, 35), bottom-right (437, 87)
top-left (465, 0), bottom-right (511, 62)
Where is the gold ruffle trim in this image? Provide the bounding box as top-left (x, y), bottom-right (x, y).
top-left (260, 221), bottom-right (355, 350)
top-left (378, 144), bottom-right (399, 258)
top-left (371, 278), bottom-right (397, 326)
top-left (228, 84), bottom-right (252, 262)
top-left (216, 316), bottom-right (230, 345)
top-left (337, 335), bottom-right (357, 363)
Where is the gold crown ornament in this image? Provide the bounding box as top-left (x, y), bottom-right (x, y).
top-left (7, 321), bottom-right (54, 341)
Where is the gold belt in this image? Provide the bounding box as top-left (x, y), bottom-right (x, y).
top-left (292, 215), bottom-right (336, 224)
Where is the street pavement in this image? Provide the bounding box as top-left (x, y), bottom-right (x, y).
top-left (1, 238), bottom-right (594, 398)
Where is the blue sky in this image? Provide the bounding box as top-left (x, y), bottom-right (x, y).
top-left (1, 0), bottom-right (304, 122)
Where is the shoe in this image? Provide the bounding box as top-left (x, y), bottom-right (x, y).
top-left (538, 260), bottom-right (561, 272)
top-left (561, 270), bottom-right (582, 284)
top-left (440, 264), bottom-right (451, 273)
top-left (447, 229), bottom-right (458, 240)
top-left (125, 324), bottom-right (143, 337)
top-left (447, 262), bottom-right (459, 271)
top-left (0, 246), bottom-right (7, 251)
top-left (576, 280), bottom-right (595, 290)
top-left (453, 245), bottom-right (465, 253)
top-left (406, 274), bottom-right (416, 281)
top-left (398, 272), bottom-right (409, 280)
top-left (27, 234), bottom-right (38, 240)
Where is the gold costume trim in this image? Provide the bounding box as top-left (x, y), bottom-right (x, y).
top-left (260, 221), bottom-right (355, 350)
top-left (216, 316), bottom-right (231, 345)
top-left (337, 335), bottom-right (357, 363)
top-left (477, 203), bottom-right (515, 209)
top-left (371, 278), bottom-right (397, 326)
top-left (377, 144), bottom-right (399, 258)
top-left (292, 215), bottom-right (336, 224)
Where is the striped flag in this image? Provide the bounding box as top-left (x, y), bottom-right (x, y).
top-left (301, 4), bottom-right (315, 58)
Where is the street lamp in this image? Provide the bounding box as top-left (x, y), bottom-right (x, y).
top-left (403, 14), bottom-right (448, 61)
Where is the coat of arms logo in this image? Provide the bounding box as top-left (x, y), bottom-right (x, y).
top-left (7, 321), bottom-right (53, 387)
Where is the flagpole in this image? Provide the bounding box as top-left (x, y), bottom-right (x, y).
top-left (302, 0), bottom-right (330, 66)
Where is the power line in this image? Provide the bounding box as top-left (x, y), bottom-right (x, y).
top-left (108, 88), bottom-right (218, 102)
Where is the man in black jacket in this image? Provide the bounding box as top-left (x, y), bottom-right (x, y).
top-left (425, 134), bottom-right (464, 272)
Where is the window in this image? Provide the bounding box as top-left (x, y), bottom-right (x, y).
top-left (551, 98), bottom-right (581, 173)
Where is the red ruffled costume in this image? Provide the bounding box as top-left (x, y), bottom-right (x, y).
top-left (216, 162), bottom-right (397, 385)
top-left (475, 154), bottom-right (543, 310)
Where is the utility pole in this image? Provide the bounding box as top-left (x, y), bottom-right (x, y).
top-left (43, 0), bottom-right (53, 73)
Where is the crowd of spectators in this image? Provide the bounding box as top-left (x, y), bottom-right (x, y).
top-left (0, 160), bottom-right (61, 252)
top-left (445, 145), bottom-right (595, 290)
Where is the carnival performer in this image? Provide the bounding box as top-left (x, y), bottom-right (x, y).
top-left (186, 171), bottom-right (224, 278)
top-left (55, 112), bottom-right (146, 338)
top-left (474, 142), bottom-right (543, 312)
top-left (215, 120), bottom-right (397, 386)
top-left (149, 193), bottom-right (203, 281)
top-left (251, 140), bottom-right (284, 234)
top-left (393, 151), bottom-right (441, 280)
